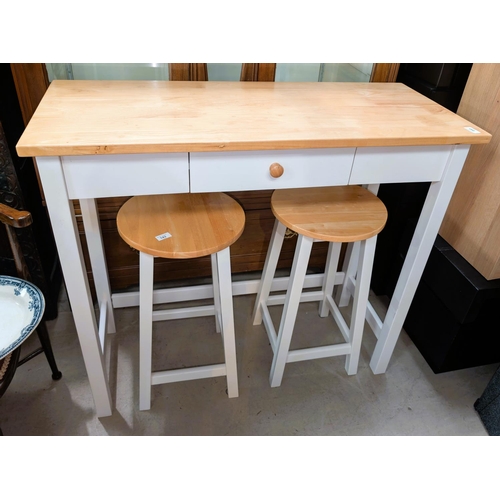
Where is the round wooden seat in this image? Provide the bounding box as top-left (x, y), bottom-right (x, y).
top-left (117, 193), bottom-right (245, 259)
top-left (271, 186), bottom-right (388, 242)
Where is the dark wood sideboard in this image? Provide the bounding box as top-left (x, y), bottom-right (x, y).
top-left (0, 64), bottom-right (62, 318)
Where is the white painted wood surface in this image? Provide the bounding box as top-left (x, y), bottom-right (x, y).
top-left (139, 252), bottom-right (154, 411)
top-left (369, 144), bottom-right (471, 373)
top-left (190, 148), bottom-right (354, 192)
top-left (63, 153), bottom-right (189, 199)
top-left (216, 247), bottom-right (239, 398)
top-left (137, 246), bottom-right (239, 410)
top-left (257, 217), bottom-right (380, 387)
top-left (349, 146), bottom-right (452, 185)
top-left (33, 141), bottom-right (472, 417)
top-left (270, 234), bottom-right (314, 387)
top-left (79, 198), bottom-right (116, 334)
top-left (252, 219), bottom-right (287, 326)
top-left (345, 236), bottom-right (377, 375)
top-left (35, 156), bottom-right (112, 417)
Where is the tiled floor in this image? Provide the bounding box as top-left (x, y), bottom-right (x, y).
top-left (0, 283), bottom-right (496, 436)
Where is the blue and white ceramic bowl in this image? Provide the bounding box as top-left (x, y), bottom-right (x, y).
top-left (0, 276), bottom-right (45, 360)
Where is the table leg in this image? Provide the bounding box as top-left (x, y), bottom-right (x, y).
top-left (369, 145), bottom-right (470, 374)
top-left (35, 156), bottom-right (112, 417)
top-left (80, 198), bottom-right (116, 334)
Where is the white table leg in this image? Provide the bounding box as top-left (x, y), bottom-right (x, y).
top-left (80, 198), bottom-right (116, 334)
top-left (35, 156), bottom-right (112, 417)
top-left (370, 145), bottom-right (471, 374)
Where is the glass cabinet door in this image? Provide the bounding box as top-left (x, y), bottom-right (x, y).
top-left (46, 63), bottom-right (374, 82)
top-left (275, 63), bottom-right (373, 82)
top-left (46, 63), bottom-right (245, 81)
top-left (46, 63), bottom-right (170, 81)
top-left (207, 63), bottom-right (242, 81)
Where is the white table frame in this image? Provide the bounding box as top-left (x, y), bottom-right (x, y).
top-left (36, 143), bottom-right (470, 417)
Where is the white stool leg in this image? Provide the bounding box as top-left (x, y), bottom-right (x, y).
top-left (139, 252), bottom-right (154, 411)
top-left (211, 253), bottom-right (221, 334)
top-left (252, 219), bottom-right (287, 325)
top-left (80, 198), bottom-right (116, 334)
top-left (336, 241), bottom-right (360, 307)
top-left (335, 185), bottom-right (378, 309)
top-left (270, 234), bottom-right (314, 388)
top-left (345, 235), bottom-right (377, 375)
top-left (216, 247), bottom-right (239, 398)
top-left (319, 241), bottom-right (341, 317)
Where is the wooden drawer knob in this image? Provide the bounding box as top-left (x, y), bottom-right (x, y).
top-left (270, 163), bottom-right (284, 178)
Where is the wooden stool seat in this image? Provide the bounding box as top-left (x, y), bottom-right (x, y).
top-left (117, 193), bottom-right (245, 259)
top-left (253, 185), bottom-right (387, 387)
top-left (117, 192), bottom-right (245, 411)
top-left (271, 186), bottom-right (387, 242)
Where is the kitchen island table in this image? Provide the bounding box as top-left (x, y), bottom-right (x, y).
top-left (17, 80), bottom-right (490, 417)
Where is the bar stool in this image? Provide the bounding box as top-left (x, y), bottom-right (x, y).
top-left (252, 186), bottom-right (387, 387)
top-left (117, 193), bottom-right (245, 410)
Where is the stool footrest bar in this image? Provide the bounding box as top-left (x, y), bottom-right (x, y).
top-left (261, 303), bottom-right (278, 353)
top-left (326, 294), bottom-right (351, 344)
top-left (152, 305), bottom-right (215, 322)
top-left (287, 343), bottom-right (352, 363)
top-left (151, 363), bottom-right (227, 385)
top-left (111, 272), bottom-right (345, 308)
top-left (346, 275), bottom-right (382, 339)
top-left (367, 302), bottom-right (382, 339)
top-left (267, 290), bottom-right (324, 306)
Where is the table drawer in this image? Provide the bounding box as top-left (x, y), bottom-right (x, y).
top-left (349, 145), bottom-right (453, 185)
top-left (189, 149), bottom-right (355, 193)
top-left (62, 153), bottom-right (189, 199)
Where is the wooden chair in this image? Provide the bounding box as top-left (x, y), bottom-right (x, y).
top-left (116, 193), bottom-right (245, 410)
top-left (0, 203), bottom-right (62, 428)
top-left (252, 186), bottom-right (387, 387)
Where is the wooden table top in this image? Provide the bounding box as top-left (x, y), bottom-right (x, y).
top-left (16, 80), bottom-right (491, 157)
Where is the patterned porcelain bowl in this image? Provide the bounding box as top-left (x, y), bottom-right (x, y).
top-left (0, 276), bottom-right (45, 360)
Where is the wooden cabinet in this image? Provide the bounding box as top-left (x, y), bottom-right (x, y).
top-left (0, 64), bottom-right (62, 318)
top-left (439, 64), bottom-right (500, 280)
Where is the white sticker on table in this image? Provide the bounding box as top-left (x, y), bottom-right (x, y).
top-left (155, 232), bottom-right (172, 241)
top-left (465, 127), bottom-right (480, 134)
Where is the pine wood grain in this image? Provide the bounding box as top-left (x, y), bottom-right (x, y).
top-left (116, 193), bottom-right (245, 259)
top-left (16, 80), bottom-right (490, 157)
top-left (271, 186), bottom-right (387, 242)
